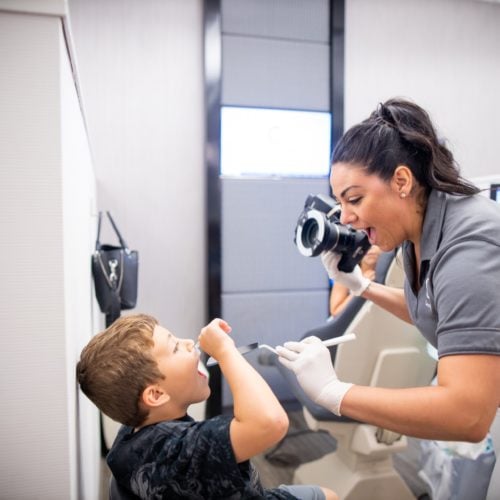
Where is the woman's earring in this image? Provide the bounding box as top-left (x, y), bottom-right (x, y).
top-left (400, 192), bottom-right (407, 199)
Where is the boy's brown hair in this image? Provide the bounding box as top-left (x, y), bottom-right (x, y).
top-left (76, 314), bottom-right (164, 427)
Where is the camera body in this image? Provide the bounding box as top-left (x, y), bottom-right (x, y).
top-left (294, 193), bottom-right (371, 272)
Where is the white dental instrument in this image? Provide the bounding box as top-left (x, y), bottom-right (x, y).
top-left (263, 332), bottom-right (357, 354)
top-left (204, 332), bottom-right (356, 366)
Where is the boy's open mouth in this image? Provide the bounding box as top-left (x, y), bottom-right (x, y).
top-left (197, 361), bottom-right (208, 379)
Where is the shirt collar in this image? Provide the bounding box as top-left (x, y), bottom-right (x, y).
top-left (420, 189), bottom-right (447, 262)
top-left (402, 189), bottom-right (447, 289)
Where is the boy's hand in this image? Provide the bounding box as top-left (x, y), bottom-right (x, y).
top-left (198, 318), bottom-right (234, 360)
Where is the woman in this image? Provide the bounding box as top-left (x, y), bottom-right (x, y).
top-left (328, 244), bottom-right (381, 318)
top-left (277, 98), bottom-right (500, 494)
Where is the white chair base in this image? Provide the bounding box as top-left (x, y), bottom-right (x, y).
top-left (295, 409), bottom-right (416, 500)
top-left (294, 449), bottom-right (415, 500)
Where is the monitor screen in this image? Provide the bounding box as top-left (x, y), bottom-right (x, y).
top-left (220, 106), bottom-right (331, 178)
top-left (490, 184), bottom-right (500, 202)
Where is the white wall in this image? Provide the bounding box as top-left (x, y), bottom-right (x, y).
top-left (345, 0), bottom-right (500, 180)
top-left (60, 23), bottom-right (101, 500)
top-left (68, 0), bottom-right (206, 340)
top-left (0, 4), bottom-right (98, 499)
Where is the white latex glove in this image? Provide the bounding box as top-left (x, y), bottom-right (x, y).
top-left (276, 336), bottom-right (353, 416)
top-left (321, 251), bottom-right (371, 296)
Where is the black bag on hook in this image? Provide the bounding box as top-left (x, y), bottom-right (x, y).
top-left (91, 211), bottom-right (138, 323)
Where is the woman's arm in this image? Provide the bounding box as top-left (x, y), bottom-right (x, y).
top-left (322, 251), bottom-right (412, 323)
top-left (361, 281), bottom-right (413, 324)
top-left (278, 339), bottom-right (500, 442)
top-left (341, 354), bottom-right (500, 441)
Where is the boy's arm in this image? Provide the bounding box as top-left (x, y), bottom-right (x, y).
top-left (199, 319), bottom-right (289, 463)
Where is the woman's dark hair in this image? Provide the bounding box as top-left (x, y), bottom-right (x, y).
top-left (331, 98), bottom-right (479, 196)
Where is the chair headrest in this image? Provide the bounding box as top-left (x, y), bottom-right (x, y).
top-left (374, 250), bottom-right (397, 284)
top-left (300, 250), bottom-right (397, 344)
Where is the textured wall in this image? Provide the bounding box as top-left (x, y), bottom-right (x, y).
top-left (0, 8), bottom-right (97, 499)
top-left (68, 0), bottom-right (206, 340)
top-left (345, 0), bottom-right (500, 180)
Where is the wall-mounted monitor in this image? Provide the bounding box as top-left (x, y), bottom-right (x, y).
top-left (490, 184), bottom-right (500, 202)
top-left (220, 106), bottom-right (331, 178)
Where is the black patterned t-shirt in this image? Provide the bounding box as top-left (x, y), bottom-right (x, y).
top-left (107, 414), bottom-right (296, 499)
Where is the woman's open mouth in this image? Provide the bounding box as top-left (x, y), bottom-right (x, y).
top-left (366, 227), bottom-right (376, 244)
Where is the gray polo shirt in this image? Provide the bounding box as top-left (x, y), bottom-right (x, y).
top-left (403, 189), bottom-right (500, 358)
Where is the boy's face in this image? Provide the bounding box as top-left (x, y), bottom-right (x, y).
top-left (151, 325), bottom-right (210, 408)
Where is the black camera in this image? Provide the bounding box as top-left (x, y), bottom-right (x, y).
top-left (294, 194), bottom-right (371, 272)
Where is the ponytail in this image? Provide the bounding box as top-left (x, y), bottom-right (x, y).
top-left (332, 98), bottom-right (479, 196)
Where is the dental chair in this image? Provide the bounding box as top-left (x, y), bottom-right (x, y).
top-left (274, 249), bottom-right (437, 500)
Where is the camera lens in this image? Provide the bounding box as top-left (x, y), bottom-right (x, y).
top-left (294, 194), bottom-right (371, 270)
top-left (301, 219), bottom-right (319, 248)
top-left (294, 209), bottom-right (330, 257)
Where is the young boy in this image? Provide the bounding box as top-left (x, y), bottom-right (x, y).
top-left (77, 314), bottom-right (337, 499)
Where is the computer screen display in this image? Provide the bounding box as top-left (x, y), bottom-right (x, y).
top-left (220, 106), bottom-right (331, 178)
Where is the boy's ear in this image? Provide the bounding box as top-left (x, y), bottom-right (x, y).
top-left (141, 384), bottom-right (170, 408)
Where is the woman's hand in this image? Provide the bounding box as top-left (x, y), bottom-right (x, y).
top-left (198, 318), bottom-right (233, 360)
top-left (321, 251), bottom-right (371, 296)
top-left (276, 336), bottom-right (353, 416)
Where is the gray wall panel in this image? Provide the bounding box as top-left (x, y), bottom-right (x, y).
top-left (221, 289), bottom-right (329, 405)
top-left (221, 177), bottom-right (330, 292)
top-left (221, 0), bottom-right (329, 43)
top-left (222, 35), bottom-right (330, 110)
top-left (218, 0), bottom-right (333, 410)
